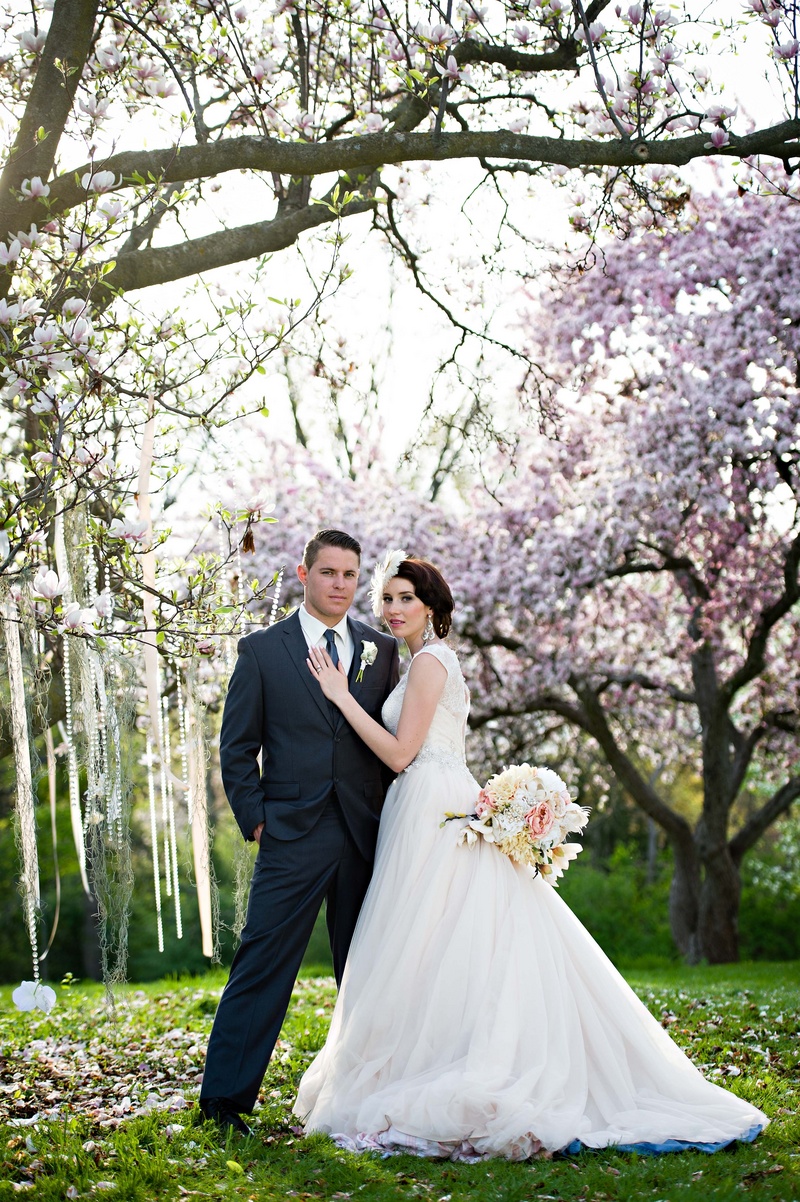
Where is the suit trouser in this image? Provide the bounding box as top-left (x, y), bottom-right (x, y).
top-left (200, 795), bottom-right (373, 1113)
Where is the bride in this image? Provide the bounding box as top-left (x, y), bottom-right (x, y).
top-left (294, 551), bottom-right (767, 1160)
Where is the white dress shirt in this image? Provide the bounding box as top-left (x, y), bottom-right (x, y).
top-left (298, 604), bottom-right (354, 673)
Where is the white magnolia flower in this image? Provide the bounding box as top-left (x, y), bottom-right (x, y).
top-left (13, 979), bottom-right (57, 1014)
top-left (80, 169), bottom-right (118, 194)
top-left (108, 517), bottom-right (149, 541)
top-left (32, 566), bottom-right (66, 599)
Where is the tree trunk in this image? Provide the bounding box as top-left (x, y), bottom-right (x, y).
top-left (669, 836), bottom-right (742, 964)
top-left (668, 834), bottom-right (702, 964)
top-left (697, 845), bottom-right (741, 963)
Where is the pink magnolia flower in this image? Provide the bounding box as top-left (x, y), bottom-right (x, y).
top-left (435, 55), bottom-right (462, 83)
top-left (524, 800), bottom-right (556, 840)
top-left (774, 39), bottom-right (800, 60)
top-left (705, 127), bottom-right (730, 150)
top-left (19, 176), bottom-right (50, 200)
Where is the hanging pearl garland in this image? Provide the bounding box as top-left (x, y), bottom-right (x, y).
top-left (145, 736), bottom-right (164, 955)
top-left (162, 689), bottom-right (182, 939)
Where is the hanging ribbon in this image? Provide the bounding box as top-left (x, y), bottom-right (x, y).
top-left (54, 514), bottom-right (91, 895)
top-left (185, 663), bottom-right (213, 957)
top-left (137, 393), bottom-right (164, 764)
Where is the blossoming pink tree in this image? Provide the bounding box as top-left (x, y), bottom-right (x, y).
top-left (240, 183), bottom-right (799, 962)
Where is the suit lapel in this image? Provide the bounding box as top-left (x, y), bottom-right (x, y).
top-left (281, 611), bottom-right (335, 728)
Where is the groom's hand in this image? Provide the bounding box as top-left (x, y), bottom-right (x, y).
top-left (252, 822), bottom-right (265, 843)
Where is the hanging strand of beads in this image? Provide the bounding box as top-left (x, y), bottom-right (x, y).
top-left (61, 639), bottom-right (90, 894)
top-left (162, 688), bottom-right (182, 939)
top-left (2, 598), bottom-right (41, 980)
top-left (268, 568), bottom-right (284, 627)
top-left (176, 665), bottom-right (190, 821)
top-left (156, 662), bottom-right (173, 901)
top-left (145, 735), bottom-right (164, 954)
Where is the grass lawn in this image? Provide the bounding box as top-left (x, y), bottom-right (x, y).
top-left (0, 962), bottom-right (797, 1201)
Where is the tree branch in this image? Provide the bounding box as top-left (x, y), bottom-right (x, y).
top-left (721, 529), bottom-right (800, 705)
top-left (728, 776), bottom-right (800, 863)
top-left (568, 673), bottom-right (694, 840)
top-left (468, 696), bottom-right (591, 731)
top-left (0, 0), bottom-right (101, 234)
top-left (39, 118), bottom-right (800, 223)
top-left (594, 668), bottom-right (695, 704)
top-left (94, 188), bottom-right (377, 295)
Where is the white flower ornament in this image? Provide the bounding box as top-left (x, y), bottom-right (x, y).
top-left (368, 548), bottom-right (408, 617)
top-left (13, 979), bottom-right (57, 1014)
top-left (356, 641), bottom-right (378, 683)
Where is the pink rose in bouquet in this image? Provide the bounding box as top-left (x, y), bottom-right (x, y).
top-left (524, 800), bottom-right (556, 839)
top-left (475, 788), bottom-right (496, 819)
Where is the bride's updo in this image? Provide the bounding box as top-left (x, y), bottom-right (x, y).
top-left (394, 558), bottom-right (454, 639)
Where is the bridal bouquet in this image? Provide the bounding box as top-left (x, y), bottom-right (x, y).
top-left (454, 764), bottom-right (590, 883)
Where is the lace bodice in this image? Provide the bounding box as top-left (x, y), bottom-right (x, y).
top-left (381, 644), bottom-right (470, 773)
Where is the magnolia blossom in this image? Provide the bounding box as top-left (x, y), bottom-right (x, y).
top-left (19, 176), bottom-right (50, 199)
top-left (108, 517), bottom-right (149, 541)
top-left (0, 299), bottom-right (20, 324)
top-left (13, 980), bottom-right (57, 1014)
top-left (17, 29), bottom-right (47, 55)
top-left (108, 489), bottom-right (145, 533)
top-left (95, 43), bottom-right (123, 70)
top-left (60, 601), bottom-right (99, 632)
top-left (32, 566), bottom-right (66, 603)
top-left (0, 239), bottom-right (21, 266)
top-left (774, 39), bottom-right (800, 60)
top-left (93, 589), bottom-right (114, 620)
top-left (704, 127), bottom-right (729, 149)
top-left (80, 169), bottom-right (118, 194)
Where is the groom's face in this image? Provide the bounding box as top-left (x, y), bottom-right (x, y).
top-left (298, 546), bottom-right (360, 625)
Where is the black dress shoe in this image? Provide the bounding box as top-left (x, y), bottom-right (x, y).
top-left (200, 1097), bottom-right (254, 1137)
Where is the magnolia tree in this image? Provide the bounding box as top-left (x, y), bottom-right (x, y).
top-left (235, 185), bottom-right (800, 964)
top-left (2, 0), bottom-right (800, 660)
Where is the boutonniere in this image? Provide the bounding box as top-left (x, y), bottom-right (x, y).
top-left (356, 641), bottom-right (378, 683)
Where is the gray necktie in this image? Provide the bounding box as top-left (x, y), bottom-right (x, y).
top-left (324, 629), bottom-right (339, 668)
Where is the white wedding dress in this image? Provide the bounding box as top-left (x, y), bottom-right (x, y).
top-left (294, 644), bottom-right (767, 1160)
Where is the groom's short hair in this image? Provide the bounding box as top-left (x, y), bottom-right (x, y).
top-left (303, 529), bottom-right (362, 569)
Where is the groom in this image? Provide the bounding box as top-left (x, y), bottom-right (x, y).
top-left (200, 529), bottom-right (399, 1135)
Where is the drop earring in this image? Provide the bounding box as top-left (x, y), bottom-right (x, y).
top-left (422, 614), bottom-right (435, 643)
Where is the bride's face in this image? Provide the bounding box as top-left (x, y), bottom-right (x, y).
top-left (382, 577), bottom-right (430, 643)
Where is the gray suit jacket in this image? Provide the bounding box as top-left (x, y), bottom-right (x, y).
top-left (219, 610), bottom-right (400, 861)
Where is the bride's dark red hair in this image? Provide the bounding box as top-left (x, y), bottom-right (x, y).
top-left (394, 558), bottom-right (454, 638)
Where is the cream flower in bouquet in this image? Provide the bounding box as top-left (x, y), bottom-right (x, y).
top-left (453, 763), bottom-right (589, 885)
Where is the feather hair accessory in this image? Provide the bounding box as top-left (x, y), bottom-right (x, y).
top-left (368, 548), bottom-right (409, 617)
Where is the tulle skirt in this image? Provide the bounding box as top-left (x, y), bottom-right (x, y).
top-left (294, 762), bottom-right (767, 1159)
